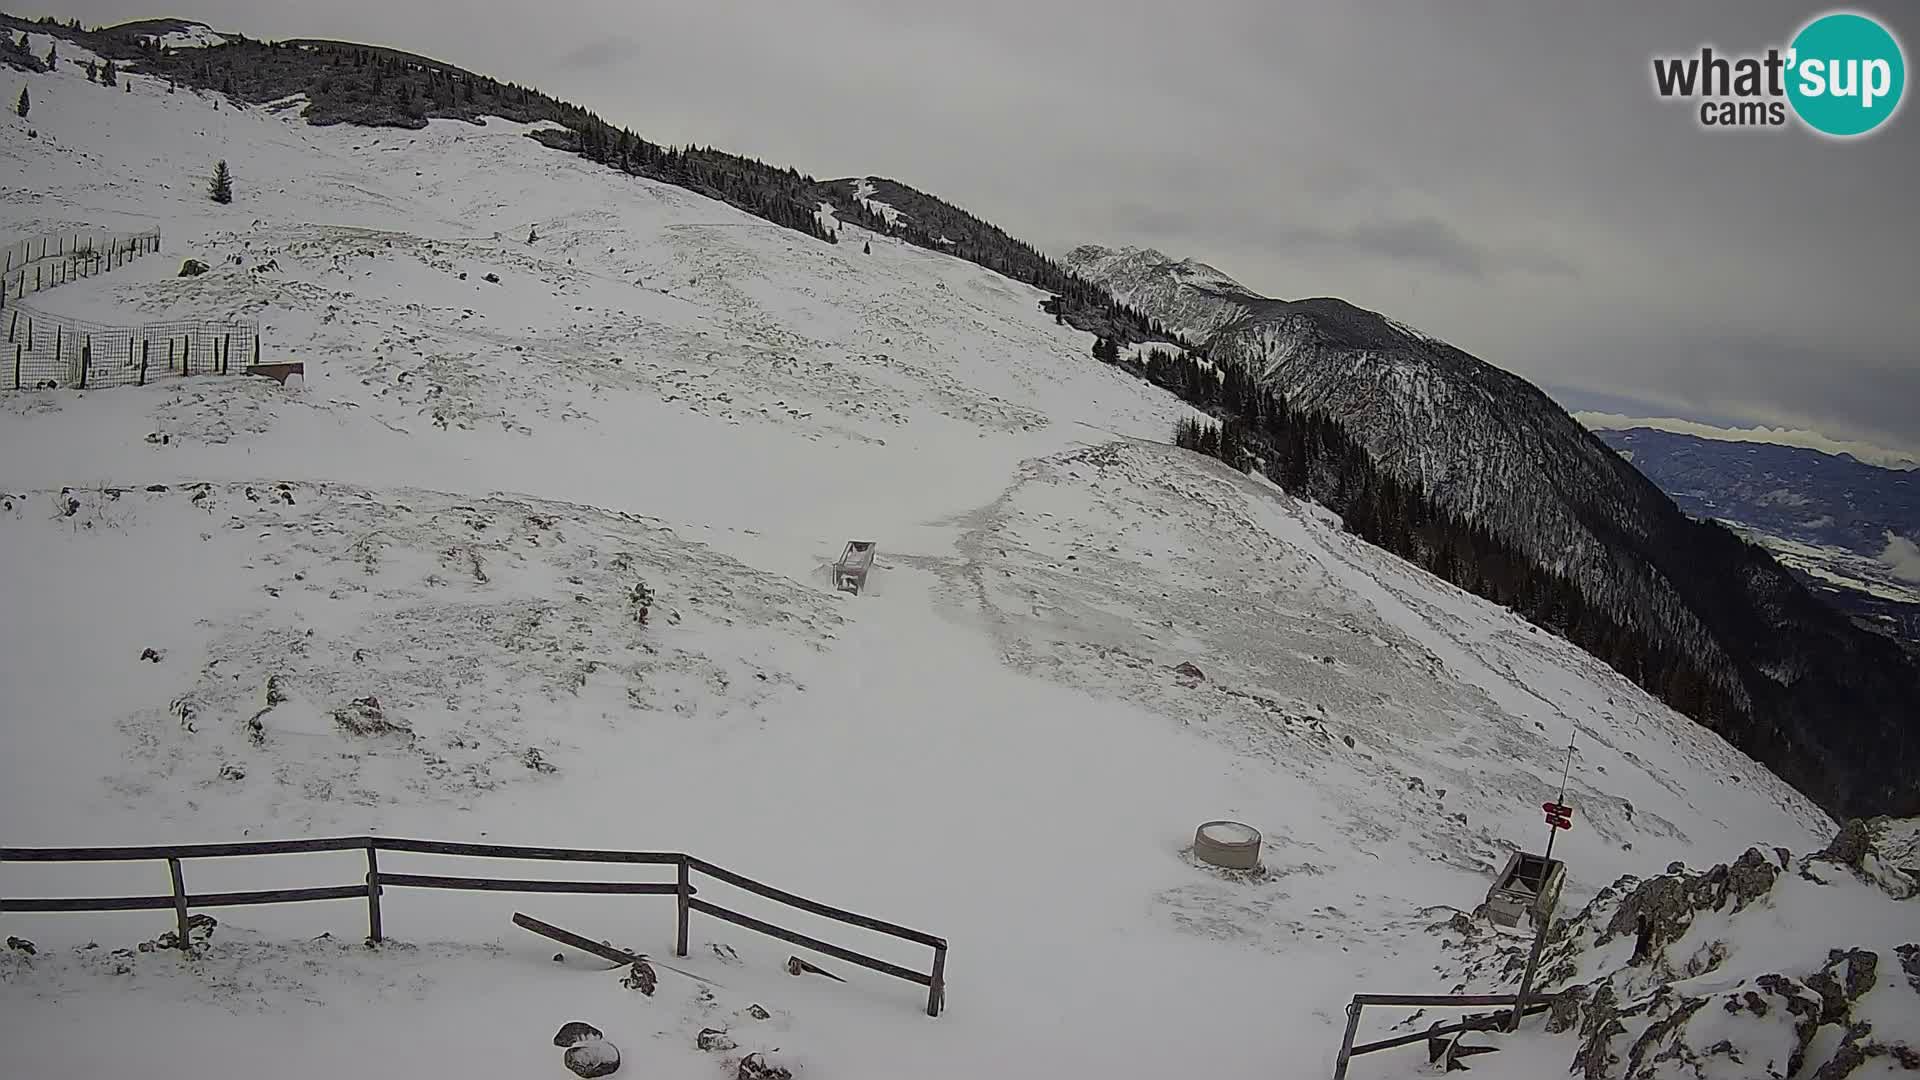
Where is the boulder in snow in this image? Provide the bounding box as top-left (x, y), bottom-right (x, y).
top-left (736, 1053), bottom-right (792, 1080)
top-left (552, 1021), bottom-right (603, 1048)
top-left (564, 1039), bottom-right (620, 1077)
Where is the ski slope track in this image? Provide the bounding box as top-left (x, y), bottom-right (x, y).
top-left (1, 29), bottom-right (1906, 1080)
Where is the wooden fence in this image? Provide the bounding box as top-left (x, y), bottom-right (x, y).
top-left (0, 835), bottom-right (947, 1016)
top-left (1, 228), bottom-right (162, 309)
top-left (1330, 992), bottom-right (1553, 1078)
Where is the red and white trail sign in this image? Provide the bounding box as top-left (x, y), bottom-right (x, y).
top-left (1543, 801), bottom-right (1573, 829)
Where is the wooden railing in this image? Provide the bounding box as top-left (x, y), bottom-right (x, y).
top-left (0, 836), bottom-right (947, 1016)
top-left (1331, 992), bottom-right (1552, 1078)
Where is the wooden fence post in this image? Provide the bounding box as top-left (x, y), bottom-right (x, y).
top-left (1331, 999), bottom-right (1362, 1080)
top-left (79, 342), bottom-right (90, 389)
top-left (676, 857), bottom-right (690, 957)
top-left (166, 857), bottom-right (192, 953)
top-left (365, 843), bottom-right (384, 944)
top-left (927, 944), bottom-right (947, 1017)
top-left (12, 343), bottom-right (19, 391)
top-left (167, 337), bottom-right (176, 374)
top-left (139, 339), bottom-right (149, 386)
top-left (223, 333), bottom-right (232, 375)
top-left (252, 336), bottom-right (260, 367)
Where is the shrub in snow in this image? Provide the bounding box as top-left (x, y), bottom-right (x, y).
top-left (178, 259), bottom-right (209, 277)
top-left (14, 85), bottom-right (25, 119)
top-left (563, 1039), bottom-right (620, 1077)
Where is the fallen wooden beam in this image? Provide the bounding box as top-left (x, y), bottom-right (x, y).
top-left (788, 954), bottom-right (846, 982)
top-left (512, 912), bottom-right (724, 988)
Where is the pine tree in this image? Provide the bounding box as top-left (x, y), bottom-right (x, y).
top-left (101, 59), bottom-right (117, 87)
top-left (14, 85), bottom-right (26, 119)
top-left (44, 41), bottom-right (56, 68)
top-left (862, 240), bottom-right (871, 254)
top-left (527, 225), bottom-right (538, 244)
top-left (86, 58), bottom-right (97, 82)
top-left (209, 159), bottom-right (234, 204)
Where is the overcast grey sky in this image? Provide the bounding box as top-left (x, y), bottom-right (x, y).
top-left (38, 1), bottom-right (1920, 455)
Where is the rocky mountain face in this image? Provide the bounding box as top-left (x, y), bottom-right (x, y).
top-left (1439, 818), bottom-right (1920, 1079)
top-left (1064, 245), bottom-right (1920, 819)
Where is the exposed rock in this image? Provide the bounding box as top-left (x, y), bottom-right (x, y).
top-left (1816, 819), bottom-right (1875, 870)
top-left (619, 959), bottom-right (656, 996)
top-left (140, 647), bottom-right (164, 663)
top-left (553, 1021), bottom-right (603, 1048)
top-left (1545, 986), bottom-right (1587, 1035)
top-left (178, 259), bottom-right (209, 277)
top-left (1897, 944), bottom-right (1920, 994)
top-left (696, 1027), bottom-right (736, 1053)
top-left (1172, 661), bottom-right (1205, 684)
top-left (5, 936), bottom-right (35, 956)
top-left (737, 1053), bottom-right (793, 1080)
top-left (564, 1039), bottom-right (620, 1077)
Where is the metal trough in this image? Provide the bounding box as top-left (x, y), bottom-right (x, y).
top-left (833, 541), bottom-right (876, 595)
top-left (1483, 851), bottom-right (1565, 930)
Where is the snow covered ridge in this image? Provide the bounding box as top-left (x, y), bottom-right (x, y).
top-left (1439, 818), bottom-right (1920, 1078)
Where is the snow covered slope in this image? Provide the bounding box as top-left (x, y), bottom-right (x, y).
top-left (1063, 244), bottom-right (1920, 822)
top-left (0, 30), bottom-right (1873, 1080)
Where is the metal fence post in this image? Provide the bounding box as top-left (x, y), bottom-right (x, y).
top-left (166, 857), bottom-right (192, 952)
top-left (365, 843), bottom-right (384, 943)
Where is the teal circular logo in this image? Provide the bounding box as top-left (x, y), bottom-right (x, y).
top-left (1787, 12), bottom-right (1905, 137)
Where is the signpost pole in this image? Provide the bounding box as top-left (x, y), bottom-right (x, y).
top-left (1510, 736), bottom-right (1576, 1031)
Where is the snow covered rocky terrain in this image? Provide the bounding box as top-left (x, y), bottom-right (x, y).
top-left (1, 22), bottom-right (1913, 1080)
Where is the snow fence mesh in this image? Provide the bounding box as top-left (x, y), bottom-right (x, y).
top-left (5, 305), bottom-right (261, 391)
